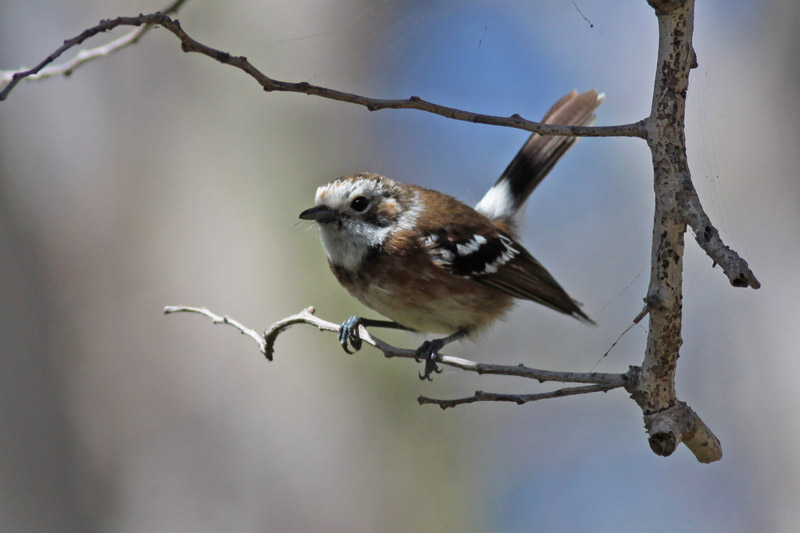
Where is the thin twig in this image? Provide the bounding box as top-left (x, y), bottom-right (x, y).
top-left (0, 0), bottom-right (186, 97)
top-left (682, 191), bottom-right (760, 288)
top-left (163, 305), bottom-right (268, 356)
top-left (418, 383), bottom-right (620, 410)
top-left (262, 306), bottom-right (339, 361)
top-left (164, 305), bottom-right (629, 409)
top-left (165, 305), bottom-right (629, 390)
top-left (589, 303), bottom-right (650, 372)
top-left (0, 11), bottom-right (646, 139)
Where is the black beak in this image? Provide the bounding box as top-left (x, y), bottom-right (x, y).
top-left (299, 205), bottom-right (338, 223)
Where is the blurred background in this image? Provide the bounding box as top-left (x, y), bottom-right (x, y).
top-left (1, 0), bottom-right (798, 531)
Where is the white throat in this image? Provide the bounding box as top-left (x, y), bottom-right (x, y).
top-left (317, 189), bottom-right (422, 271)
top-left (318, 221), bottom-right (390, 271)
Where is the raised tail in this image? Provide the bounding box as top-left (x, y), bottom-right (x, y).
top-left (475, 89), bottom-right (604, 233)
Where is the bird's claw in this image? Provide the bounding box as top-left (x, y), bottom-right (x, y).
top-left (338, 316), bottom-right (363, 354)
top-left (416, 339), bottom-right (445, 381)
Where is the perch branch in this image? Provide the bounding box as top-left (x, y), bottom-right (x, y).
top-left (164, 304), bottom-right (722, 461)
top-left (164, 304), bottom-right (629, 393)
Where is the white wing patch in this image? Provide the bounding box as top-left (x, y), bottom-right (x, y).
top-left (475, 234), bottom-right (518, 275)
top-left (455, 234), bottom-right (487, 256)
top-left (421, 231), bottom-right (519, 278)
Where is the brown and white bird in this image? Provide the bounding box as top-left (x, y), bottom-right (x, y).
top-left (300, 90), bottom-right (602, 379)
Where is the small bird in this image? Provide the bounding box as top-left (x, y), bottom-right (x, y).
top-left (300, 90), bottom-right (602, 379)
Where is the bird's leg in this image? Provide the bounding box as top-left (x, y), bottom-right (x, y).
top-left (416, 330), bottom-right (468, 381)
top-left (338, 317), bottom-right (411, 354)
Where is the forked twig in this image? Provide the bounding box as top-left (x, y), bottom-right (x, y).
top-left (164, 305), bottom-right (630, 406)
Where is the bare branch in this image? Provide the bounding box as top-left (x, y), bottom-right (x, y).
top-left (644, 401), bottom-right (722, 463)
top-left (262, 306), bottom-right (340, 361)
top-left (163, 304), bottom-right (629, 411)
top-left (0, 0), bottom-right (186, 98)
top-left (264, 309), bottom-right (628, 386)
top-left (165, 305), bottom-right (629, 387)
top-left (438, 359), bottom-right (626, 385)
top-left (683, 192), bottom-right (760, 288)
top-left (0, 11), bottom-right (646, 139)
top-left (418, 383), bottom-right (620, 410)
top-left (166, 303), bottom-right (724, 461)
top-left (621, 0), bottom-right (724, 463)
top-left (163, 305), bottom-right (268, 357)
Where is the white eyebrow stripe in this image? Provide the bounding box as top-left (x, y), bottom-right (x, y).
top-left (395, 190), bottom-right (422, 231)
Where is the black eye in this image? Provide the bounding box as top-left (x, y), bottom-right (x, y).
top-left (350, 196), bottom-right (369, 212)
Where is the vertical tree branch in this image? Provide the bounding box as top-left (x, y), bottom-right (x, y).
top-left (639, 0), bottom-right (695, 414)
top-left (625, 0), bottom-right (722, 461)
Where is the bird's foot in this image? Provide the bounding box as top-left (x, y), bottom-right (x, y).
top-left (338, 316), bottom-right (363, 354)
top-left (415, 339), bottom-right (446, 381)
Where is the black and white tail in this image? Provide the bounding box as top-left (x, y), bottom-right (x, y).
top-left (475, 90), bottom-right (604, 234)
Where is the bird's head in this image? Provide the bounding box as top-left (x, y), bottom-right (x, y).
top-left (299, 173), bottom-right (422, 270)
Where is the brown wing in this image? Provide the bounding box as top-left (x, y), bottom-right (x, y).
top-left (476, 244), bottom-right (594, 323)
top-left (419, 215), bottom-right (593, 323)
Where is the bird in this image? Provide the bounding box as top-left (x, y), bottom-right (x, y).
top-left (299, 89), bottom-right (602, 379)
